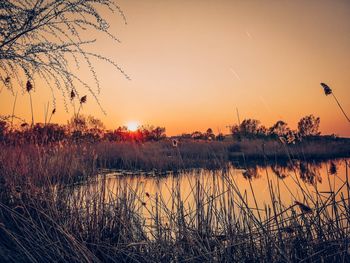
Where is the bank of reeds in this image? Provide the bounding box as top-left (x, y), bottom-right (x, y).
top-left (0, 141), bottom-right (350, 262)
top-left (230, 137), bottom-right (350, 164)
top-left (95, 140), bottom-right (228, 171)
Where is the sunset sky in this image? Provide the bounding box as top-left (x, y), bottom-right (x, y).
top-left (0, 0), bottom-right (350, 136)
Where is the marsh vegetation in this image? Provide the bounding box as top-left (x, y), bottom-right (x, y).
top-left (1, 133), bottom-right (350, 262)
top-left (0, 102), bottom-right (349, 263)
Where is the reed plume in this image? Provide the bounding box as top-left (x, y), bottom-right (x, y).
top-left (321, 82), bottom-right (350, 122)
top-left (26, 80), bottom-right (34, 126)
top-left (76, 95), bottom-right (87, 120)
top-left (48, 108), bottom-right (56, 124)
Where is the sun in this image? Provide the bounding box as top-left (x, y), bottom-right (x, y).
top-left (126, 121), bottom-right (139, 132)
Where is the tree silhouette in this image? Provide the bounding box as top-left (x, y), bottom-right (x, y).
top-left (231, 119), bottom-right (266, 140)
top-left (298, 115), bottom-right (320, 137)
top-left (152, 126), bottom-right (166, 141)
top-left (269, 120), bottom-right (289, 137)
top-left (239, 119), bottom-right (261, 138)
top-left (0, 0), bottom-right (129, 111)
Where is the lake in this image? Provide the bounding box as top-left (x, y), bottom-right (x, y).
top-left (74, 158), bottom-right (349, 231)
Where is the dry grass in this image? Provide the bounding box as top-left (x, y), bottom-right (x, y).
top-left (0, 141), bottom-right (350, 262)
top-left (229, 137), bottom-right (350, 163)
top-left (95, 140), bottom-right (228, 171)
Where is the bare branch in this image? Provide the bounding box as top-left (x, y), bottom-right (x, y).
top-left (0, 0), bottom-right (128, 112)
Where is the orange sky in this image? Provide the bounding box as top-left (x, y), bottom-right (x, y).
top-left (1, 0), bottom-right (350, 136)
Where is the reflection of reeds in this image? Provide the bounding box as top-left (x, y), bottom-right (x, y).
top-left (0, 143), bottom-right (349, 262)
top-left (329, 161), bottom-right (337, 175)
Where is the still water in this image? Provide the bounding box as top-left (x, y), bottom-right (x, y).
top-left (80, 158), bottom-right (350, 222)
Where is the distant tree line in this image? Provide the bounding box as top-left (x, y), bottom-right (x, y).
top-left (0, 115), bottom-right (166, 145)
top-left (230, 114), bottom-right (322, 143)
top-left (0, 114), bottom-right (329, 146)
top-left (0, 114), bottom-right (229, 145)
top-left (179, 128), bottom-right (225, 141)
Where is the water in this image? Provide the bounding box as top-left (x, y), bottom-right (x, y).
top-left (85, 158), bottom-right (349, 221)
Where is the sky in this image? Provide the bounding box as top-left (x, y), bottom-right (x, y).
top-left (1, 0), bottom-right (350, 136)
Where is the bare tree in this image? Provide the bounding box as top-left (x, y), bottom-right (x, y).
top-left (0, 0), bottom-right (129, 112)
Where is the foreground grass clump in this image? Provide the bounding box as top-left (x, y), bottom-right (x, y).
top-left (1, 142), bottom-right (350, 262)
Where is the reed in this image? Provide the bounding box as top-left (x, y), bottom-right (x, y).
top-left (26, 81), bottom-right (34, 127)
top-left (0, 141), bottom-right (349, 262)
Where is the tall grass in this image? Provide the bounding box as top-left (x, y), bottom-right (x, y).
top-left (229, 137), bottom-right (350, 163)
top-left (95, 140), bottom-right (228, 171)
top-left (0, 141), bottom-right (350, 262)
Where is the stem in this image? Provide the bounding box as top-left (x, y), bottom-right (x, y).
top-left (48, 113), bottom-right (53, 124)
top-left (346, 160), bottom-right (349, 210)
top-left (11, 92), bottom-right (18, 129)
top-left (48, 109), bottom-right (53, 124)
top-left (236, 107), bottom-right (241, 125)
top-left (29, 92), bottom-right (34, 126)
top-left (75, 104), bottom-right (82, 131)
top-left (73, 102), bottom-right (76, 118)
top-left (44, 102), bottom-right (49, 126)
top-left (332, 93), bottom-right (350, 123)
top-left (76, 104), bottom-right (81, 119)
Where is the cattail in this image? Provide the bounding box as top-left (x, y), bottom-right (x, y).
top-left (145, 192), bottom-right (150, 198)
top-left (70, 89), bottom-right (75, 100)
top-left (26, 80), bottom-right (33, 92)
top-left (4, 76), bottom-right (10, 84)
top-left (21, 123), bottom-right (28, 127)
top-left (172, 139), bottom-right (178, 147)
top-left (295, 201), bottom-right (312, 213)
top-left (80, 95), bottom-right (87, 104)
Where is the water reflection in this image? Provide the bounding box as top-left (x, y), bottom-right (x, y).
top-left (270, 165), bottom-right (288, 179)
top-left (68, 158), bottom-right (350, 242)
top-left (91, 159), bottom-right (349, 210)
top-left (329, 161), bottom-right (337, 175)
top-left (236, 159), bottom-right (339, 185)
top-left (71, 159), bottom-right (347, 218)
top-left (299, 161), bottom-right (322, 184)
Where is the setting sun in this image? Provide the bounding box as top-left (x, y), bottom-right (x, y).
top-left (126, 121), bottom-right (139, 132)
